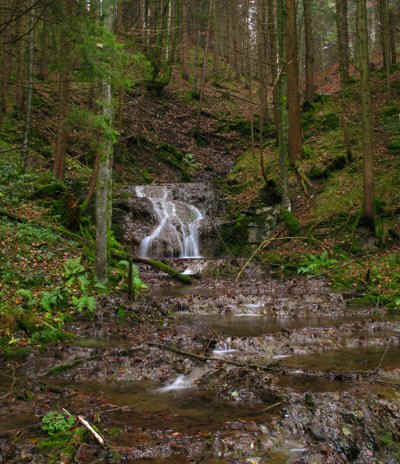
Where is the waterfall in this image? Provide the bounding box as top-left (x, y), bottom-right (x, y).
top-left (135, 185), bottom-right (204, 258)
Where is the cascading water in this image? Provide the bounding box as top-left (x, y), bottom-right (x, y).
top-left (135, 185), bottom-right (204, 258)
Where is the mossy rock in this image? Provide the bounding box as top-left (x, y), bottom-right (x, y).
top-left (156, 143), bottom-right (191, 181)
top-left (218, 215), bottom-right (252, 256)
top-left (280, 210), bottom-right (301, 235)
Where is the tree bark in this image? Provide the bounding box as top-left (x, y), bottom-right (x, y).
top-left (377, 0), bottom-right (391, 94)
top-left (286, 0), bottom-right (302, 164)
top-left (21, 0), bottom-right (34, 173)
top-left (389, 3), bottom-right (396, 67)
top-left (277, 0), bottom-right (290, 210)
top-left (335, 0), bottom-right (351, 156)
top-left (96, 0), bottom-right (115, 282)
top-left (358, 0), bottom-right (375, 229)
top-left (257, 0), bottom-right (269, 130)
top-left (267, 0), bottom-right (279, 134)
top-left (303, 0), bottom-right (314, 102)
top-left (335, 0), bottom-right (349, 82)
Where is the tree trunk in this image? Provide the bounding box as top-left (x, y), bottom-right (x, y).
top-left (335, 0), bottom-right (351, 156)
top-left (358, 0), bottom-right (375, 230)
top-left (377, 0), bottom-right (391, 94)
top-left (303, 0), bottom-right (314, 102)
top-left (335, 0), bottom-right (349, 82)
top-left (267, 0), bottom-right (279, 134)
top-left (257, 0), bottom-right (269, 130)
top-left (181, 0), bottom-right (189, 80)
top-left (39, 19), bottom-right (49, 81)
top-left (277, 0), bottom-right (290, 210)
top-left (96, 0), bottom-right (116, 282)
top-left (286, 0), bottom-right (302, 164)
top-left (53, 74), bottom-right (70, 180)
top-left (389, 3), bottom-right (396, 66)
top-left (21, 0), bottom-right (34, 173)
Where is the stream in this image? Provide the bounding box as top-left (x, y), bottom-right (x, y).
top-left (2, 184), bottom-right (400, 463)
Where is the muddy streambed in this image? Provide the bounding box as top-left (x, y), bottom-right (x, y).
top-left (2, 268), bottom-right (400, 463)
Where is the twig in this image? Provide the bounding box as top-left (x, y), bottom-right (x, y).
top-left (62, 408), bottom-right (105, 447)
top-left (77, 415), bottom-right (105, 447)
top-left (148, 342), bottom-right (279, 372)
top-left (375, 343), bottom-right (390, 372)
top-left (235, 230), bottom-right (281, 282)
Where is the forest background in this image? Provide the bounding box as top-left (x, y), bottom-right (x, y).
top-left (0, 0), bottom-right (400, 347)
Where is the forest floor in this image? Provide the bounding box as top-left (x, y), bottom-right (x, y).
top-left (1, 67), bottom-right (400, 462)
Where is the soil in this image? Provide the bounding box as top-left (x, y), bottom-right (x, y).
top-left (2, 259), bottom-right (400, 463)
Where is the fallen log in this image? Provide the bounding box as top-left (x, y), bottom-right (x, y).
top-left (132, 257), bottom-right (192, 284)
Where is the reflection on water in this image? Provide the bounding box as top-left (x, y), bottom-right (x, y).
top-left (177, 313), bottom-right (372, 337)
top-left (282, 346), bottom-right (400, 371)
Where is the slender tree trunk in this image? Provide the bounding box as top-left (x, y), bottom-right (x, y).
top-left (377, 0), bottom-right (391, 94)
top-left (335, 0), bottom-right (351, 156)
top-left (336, 0), bottom-right (349, 82)
top-left (21, 0), bottom-right (34, 173)
top-left (53, 0), bottom-right (73, 181)
top-left (0, 0), bottom-right (11, 122)
top-left (197, 0), bottom-right (214, 127)
top-left (257, 0), bottom-right (269, 130)
top-left (181, 0), bottom-right (189, 80)
top-left (286, 0), bottom-right (302, 164)
top-left (358, 0), bottom-right (375, 229)
top-left (15, 0), bottom-right (25, 112)
top-left (389, 3), bottom-right (396, 66)
top-left (267, 0), bottom-right (279, 134)
top-left (39, 19), bottom-right (49, 81)
top-left (277, 0), bottom-right (289, 210)
top-left (96, 0), bottom-right (116, 282)
top-left (53, 74), bottom-right (71, 180)
top-left (303, 0), bottom-right (314, 102)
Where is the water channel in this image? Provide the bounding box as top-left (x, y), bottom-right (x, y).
top-left (2, 184), bottom-right (400, 463)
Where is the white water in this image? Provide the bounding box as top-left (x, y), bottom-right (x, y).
top-left (136, 185), bottom-right (203, 258)
top-left (157, 375), bottom-right (193, 392)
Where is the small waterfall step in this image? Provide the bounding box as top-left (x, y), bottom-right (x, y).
top-left (135, 184), bottom-right (206, 259)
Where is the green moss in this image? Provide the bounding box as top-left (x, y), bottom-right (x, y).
top-left (218, 215), bottom-right (252, 256)
top-left (156, 143), bottom-right (191, 181)
top-left (388, 136), bottom-right (400, 151)
top-left (281, 210), bottom-right (301, 235)
top-left (2, 346), bottom-right (31, 360)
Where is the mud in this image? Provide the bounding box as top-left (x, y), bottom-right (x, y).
top-left (2, 264), bottom-right (400, 463)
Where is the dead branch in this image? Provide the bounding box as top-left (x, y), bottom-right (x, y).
top-left (132, 257), bottom-right (192, 284)
top-left (148, 342), bottom-right (279, 372)
top-left (62, 408), bottom-right (105, 447)
top-left (235, 229), bottom-right (282, 282)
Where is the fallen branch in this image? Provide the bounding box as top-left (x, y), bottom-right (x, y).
top-left (235, 230), bottom-right (282, 282)
top-left (148, 342), bottom-right (279, 372)
top-left (132, 257), bottom-right (192, 284)
top-left (78, 415), bottom-right (105, 447)
top-left (44, 355), bottom-right (100, 377)
top-left (62, 408), bottom-right (105, 447)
